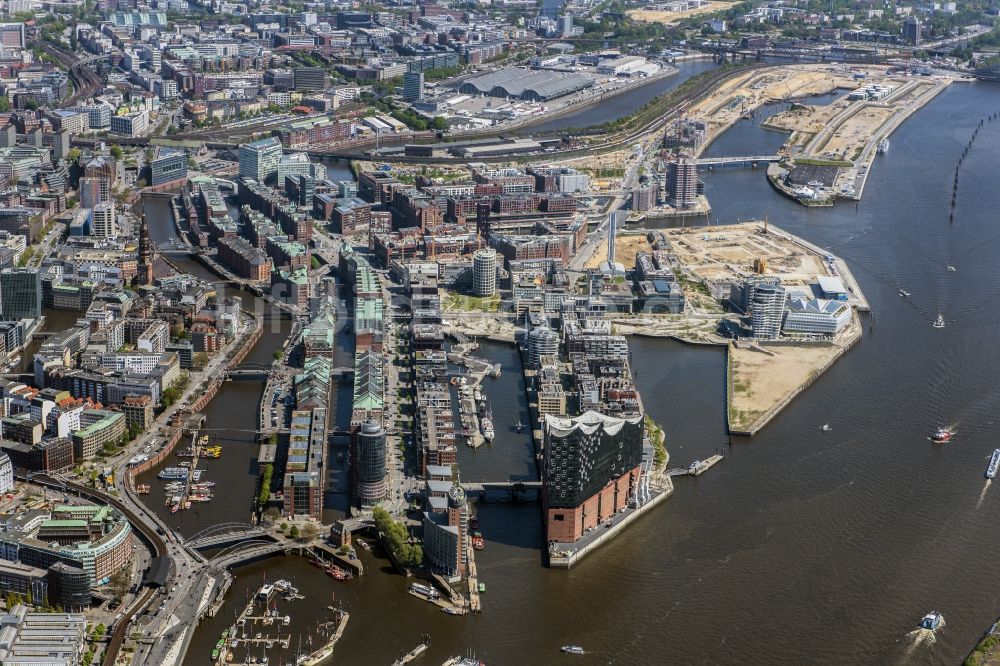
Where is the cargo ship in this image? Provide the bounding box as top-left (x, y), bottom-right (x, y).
top-left (987, 449), bottom-right (1000, 478)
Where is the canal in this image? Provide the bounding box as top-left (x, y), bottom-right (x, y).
top-left (170, 81), bottom-right (1000, 665)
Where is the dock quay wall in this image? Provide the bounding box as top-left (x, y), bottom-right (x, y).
top-left (548, 483), bottom-right (674, 569)
top-left (127, 427), bottom-right (186, 479)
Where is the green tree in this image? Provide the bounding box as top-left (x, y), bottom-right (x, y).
top-left (431, 116), bottom-right (448, 131)
top-left (257, 464), bottom-right (273, 507)
top-left (109, 145), bottom-right (123, 159)
top-left (288, 525), bottom-right (299, 538)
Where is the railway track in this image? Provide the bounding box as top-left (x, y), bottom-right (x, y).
top-left (30, 39), bottom-right (103, 107)
top-left (28, 473), bottom-right (166, 666)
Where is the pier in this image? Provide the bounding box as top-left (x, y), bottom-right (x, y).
top-left (666, 453), bottom-right (725, 477)
top-left (295, 611), bottom-right (349, 666)
top-left (392, 637), bottom-right (431, 666)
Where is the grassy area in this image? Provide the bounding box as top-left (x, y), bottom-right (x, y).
top-left (444, 292), bottom-right (501, 312)
top-left (644, 415), bottom-right (668, 470)
top-left (965, 628), bottom-right (1000, 666)
top-left (793, 157), bottom-right (853, 167)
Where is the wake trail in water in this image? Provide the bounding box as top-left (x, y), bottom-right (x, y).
top-left (978, 479), bottom-right (991, 509)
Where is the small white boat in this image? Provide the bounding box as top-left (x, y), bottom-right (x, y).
top-left (820, 424), bottom-right (832, 432)
top-left (933, 314), bottom-right (945, 328)
top-left (561, 645), bottom-right (585, 655)
top-left (898, 289), bottom-right (910, 297)
top-left (947, 265), bottom-right (956, 272)
top-left (919, 611), bottom-right (944, 631)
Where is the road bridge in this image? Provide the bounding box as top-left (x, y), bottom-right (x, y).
top-left (696, 154), bottom-right (781, 167)
top-left (209, 541), bottom-right (296, 569)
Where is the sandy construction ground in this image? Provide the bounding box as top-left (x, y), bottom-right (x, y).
top-left (627, 2), bottom-right (732, 24)
top-left (764, 98), bottom-right (851, 136)
top-left (815, 105), bottom-right (896, 160)
top-left (728, 342), bottom-right (843, 430)
top-left (666, 223), bottom-right (831, 287)
top-left (585, 233), bottom-right (651, 269)
top-left (687, 65), bottom-right (863, 145)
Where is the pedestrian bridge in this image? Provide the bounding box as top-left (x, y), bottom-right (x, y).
top-left (461, 480), bottom-right (542, 492)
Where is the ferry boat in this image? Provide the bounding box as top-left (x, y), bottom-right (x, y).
top-left (561, 646), bottom-right (585, 655)
top-left (480, 418), bottom-right (495, 442)
top-left (159, 467), bottom-right (188, 480)
top-left (409, 583), bottom-right (439, 599)
top-left (986, 449), bottom-right (1000, 479)
top-left (793, 186), bottom-right (816, 199)
top-left (933, 314), bottom-right (946, 328)
top-left (919, 611), bottom-right (944, 631)
top-left (471, 536), bottom-right (485, 551)
top-left (878, 138), bottom-right (890, 154)
top-left (931, 428), bottom-right (952, 443)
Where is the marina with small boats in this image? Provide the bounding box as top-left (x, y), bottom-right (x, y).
top-left (157, 434), bottom-right (220, 512)
top-left (211, 579), bottom-right (349, 666)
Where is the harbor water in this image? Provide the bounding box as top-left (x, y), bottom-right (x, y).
top-left (154, 81), bottom-right (1000, 665)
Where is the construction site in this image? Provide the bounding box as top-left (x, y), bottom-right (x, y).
top-left (626, 1), bottom-right (735, 25)
top-left (756, 70), bottom-right (951, 204)
top-left (686, 64), bottom-right (864, 152)
top-left (590, 221), bottom-right (867, 436)
top-left (665, 221), bottom-right (840, 292)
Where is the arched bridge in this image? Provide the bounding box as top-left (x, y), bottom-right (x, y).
top-left (209, 541), bottom-right (296, 569)
top-left (186, 523), bottom-right (270, 550)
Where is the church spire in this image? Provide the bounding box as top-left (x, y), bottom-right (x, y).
top-left (135, 211), bottom-right (154, 286)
